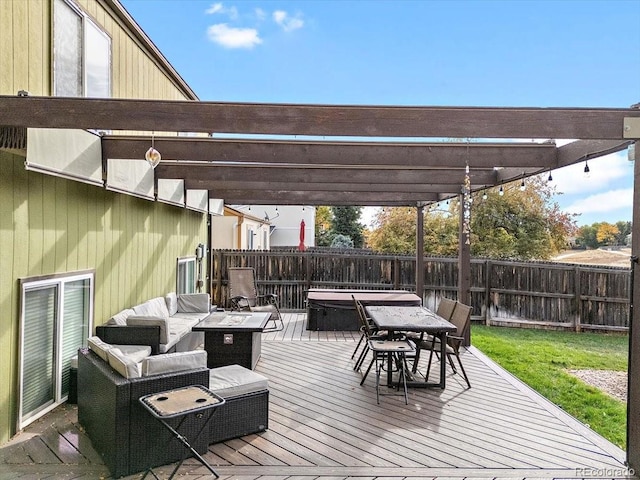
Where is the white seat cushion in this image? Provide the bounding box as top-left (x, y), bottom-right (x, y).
top-left (141, 350), bottom-right (207, 377)
top-left (209, 364), bottom-right (268, 398)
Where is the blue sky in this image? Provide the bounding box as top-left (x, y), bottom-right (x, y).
top-left (121, 0), bottom-right (640, 227)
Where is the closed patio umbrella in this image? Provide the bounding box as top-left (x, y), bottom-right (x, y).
top-left (299, 219), bottom-right (306, 251)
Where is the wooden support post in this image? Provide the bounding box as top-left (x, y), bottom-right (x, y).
top-left (416, 205), bottom-right (425, 302)
top-left (627, 144), bottom-right (640, 471)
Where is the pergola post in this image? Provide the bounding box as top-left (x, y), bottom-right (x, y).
top-left (416, 204), bottom-right (425, 302)
top-left (458, 193), bottom-right (472, 345)
top-left (628, 149), bottom-right (640, 470)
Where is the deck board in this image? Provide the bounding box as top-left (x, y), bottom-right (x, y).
top-left (0, 313), bottom-right (633, 479)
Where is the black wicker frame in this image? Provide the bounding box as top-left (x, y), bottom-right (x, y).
top-left (77, 349), bottom-right (210, 478)
top-left (209, 389), bottom-right (269, 444)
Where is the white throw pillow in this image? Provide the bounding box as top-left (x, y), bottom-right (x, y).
top-left (165, 292), bottom-right (178, 316)
top-left (177, 293), bottom-right (211, 313)
top-left (88, 336), bottom-right (112, 361)
top-left (106, 308), bottom-right (135, 326)
top-left (107, 348), bottom-right (141, 379)
top-left (141, 350), bottom-right (207, 377)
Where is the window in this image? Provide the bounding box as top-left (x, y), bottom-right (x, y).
top-left (53, 0), bottom-right (111, 98)
top-left (19, 271), bottom-right (94, 430)
top-left (177, 257), bottom-right (196, 294)
top-left (247, 227), bottom-right (255, 249)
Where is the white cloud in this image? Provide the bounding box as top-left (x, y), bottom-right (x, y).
top-left (255, 8), bottom-right (267, 21)
top-left (273, 10), bottom-right (304, 32)
top-left (207, 24), bottom-right (262, 49)
top-left (205, 3), bottom-right (238, 19)
top-left (551, 150), bottom-right (631, 195)
top-left (564, 188), bottom-right (634, 215)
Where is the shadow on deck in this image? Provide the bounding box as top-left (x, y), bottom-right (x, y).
top-left (0, 312), bottom-right (633, 479)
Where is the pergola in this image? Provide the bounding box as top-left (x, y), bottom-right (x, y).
top-left (1, 95), bottom-right (639, 468)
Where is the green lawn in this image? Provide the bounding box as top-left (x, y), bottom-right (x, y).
top-left (471, 325), bottom-right (628, 449)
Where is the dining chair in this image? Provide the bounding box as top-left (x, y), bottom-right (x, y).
top-left (352, 296), bottom-right (388, 372)
top-left (227, 267), bottom-right (284, 332)
top-left (410, 296), bottom-right (457, 372)
top-left (423, 301), bottom-right (472, 388)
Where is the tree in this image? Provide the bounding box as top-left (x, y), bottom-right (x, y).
top-left (315, 206), bottom-right (333, 247)
top-left (367, 175), bottom-right (577, 261)
top-left (331, 206), bottom-right (365, 248)
top-left (576, 224), bottom-right (598, 248)
top-left (596, 223), bottom-right (619, 245)
top-left (615, 221), bottom-right (632, 245)
top-left (330, 234), bottom-right (354, 249)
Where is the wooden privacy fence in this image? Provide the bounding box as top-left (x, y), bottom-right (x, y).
top-left (211, 249), bottom-right (631, 332)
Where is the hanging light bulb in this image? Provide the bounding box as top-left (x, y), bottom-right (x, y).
top-left (519, 178), bottom-right (526, 191)
top-left (584, 161), bottom-right (590, 178)
top-left (547, 170), bottom-right (553, 182)
top-left (144, 133), bottom-right (161, 168)
top-left (482, 192), bottom-right (488, 200)
top-left (499, 186), bottom-right (504, 196)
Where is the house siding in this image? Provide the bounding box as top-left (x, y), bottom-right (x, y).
top-left (0, 0), bottom-right (206, 443)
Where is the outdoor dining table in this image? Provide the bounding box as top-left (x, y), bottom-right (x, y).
top-left (365, 305), bottom-right (457, 389)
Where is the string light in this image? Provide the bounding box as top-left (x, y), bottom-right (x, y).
top-left (482, 192), bottom-right (488, 200)
top-left (584, 161), bottom-right (590, 178)
top-left (547, 170), bottom-right (553, 182)
top-left (461, 143), bottom-right (472, 245)
top-left (498, 186), bottom-right (504, 196)
top-left (519, 178), bottom-right (526, 191)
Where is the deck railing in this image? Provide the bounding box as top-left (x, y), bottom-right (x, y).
top-left (210, 249), bottom-right (631, 332)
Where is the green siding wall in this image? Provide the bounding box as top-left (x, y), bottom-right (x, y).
top-left (0, 151), bottom-right (208, 443)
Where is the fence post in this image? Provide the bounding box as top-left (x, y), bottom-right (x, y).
top-left (215, 250), bottom-right (223, 307)
top-left (305, 251), bottom-right (312, 294)
top-left (485, 260), bottom-right (492, 325)
top-left (394, 256), bottom-right (400, 289)
top-left (574, 266), bottom-right (582, 332)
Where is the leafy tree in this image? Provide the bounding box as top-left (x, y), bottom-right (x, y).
top-left (330, 234), bottom-right (354, 249)
top-left (596, 223), bottom-right (619, 245)
top-left (315, 206), bottom-right (333, 247)
top-left (367, 175), bottom-right (577, 261)
top-left (331, 206), bottom-right (365, 248)
top-left (366, 207), bottom-right (416, 254)
top-left (576, 224), bottom-right (598, 248)
top-left (615, 221), bottom-right (632, 245)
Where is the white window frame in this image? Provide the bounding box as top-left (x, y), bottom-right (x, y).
top-left (177, 256), bottom-right (196, 294)
top-left (18, 270), bottom-right (94, 430)
top-left (53, 0), bottom-right (112, 98)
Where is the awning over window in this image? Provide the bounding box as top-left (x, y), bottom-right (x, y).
top-left (106, 158), bottom-right (154, 200)
top-left (26, 128), bottom-right (103, 186)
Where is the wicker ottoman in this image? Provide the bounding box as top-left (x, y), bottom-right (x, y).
top-left (208, 364), bottom-right (269, 444)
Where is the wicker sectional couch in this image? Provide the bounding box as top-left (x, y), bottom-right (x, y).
top-left (77, 341), bottom-right (269, 478)
top-left (96, 292), bottom-right (212, 354)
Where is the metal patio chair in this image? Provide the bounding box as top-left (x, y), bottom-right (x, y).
top-left (422, 301), bottom-right (472, 388)
top-left (227, 267), bottom-right (284, 332)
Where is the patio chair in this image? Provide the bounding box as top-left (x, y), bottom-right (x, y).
top-left (352, 295), bottom-right (388, 371)
top-left (421, 301), bottom-right (472, 388)
top-left (228, 267), bottom-right (284, 332)
top-left (410, 296), bottom-right (457, 372)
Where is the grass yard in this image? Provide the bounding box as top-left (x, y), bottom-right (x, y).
top-left (471, 325), bottom-right (628, 449)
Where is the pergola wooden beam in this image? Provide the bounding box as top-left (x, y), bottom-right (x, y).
top-left (102, 136), bottom-right (558, 168)
top-left (155, 163), bottom-right (498, 185)
top-left (2, 95), bottom-right (639, 139)
top-left (204, 190), bottom-right (439, 205)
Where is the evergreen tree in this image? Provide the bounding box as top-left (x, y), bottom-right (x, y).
top-left (330, 206), bottom-right (365, 248)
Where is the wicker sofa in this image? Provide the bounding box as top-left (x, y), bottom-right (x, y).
top-left (96, 292), bottom-right (212, 354)
top-left (77, 339), bottom-right (269, 478)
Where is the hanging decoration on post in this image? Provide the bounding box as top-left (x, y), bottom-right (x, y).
top-left (145, 133), bottom-right (161, 168)
top-left (462, 142), bottom-right (472, 245)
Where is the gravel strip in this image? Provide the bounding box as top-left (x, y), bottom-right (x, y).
top-left (567, 369), bottom-right (627, 402)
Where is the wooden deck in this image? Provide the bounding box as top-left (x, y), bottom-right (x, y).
top-left (0, 313), bottom-right (633, 479)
